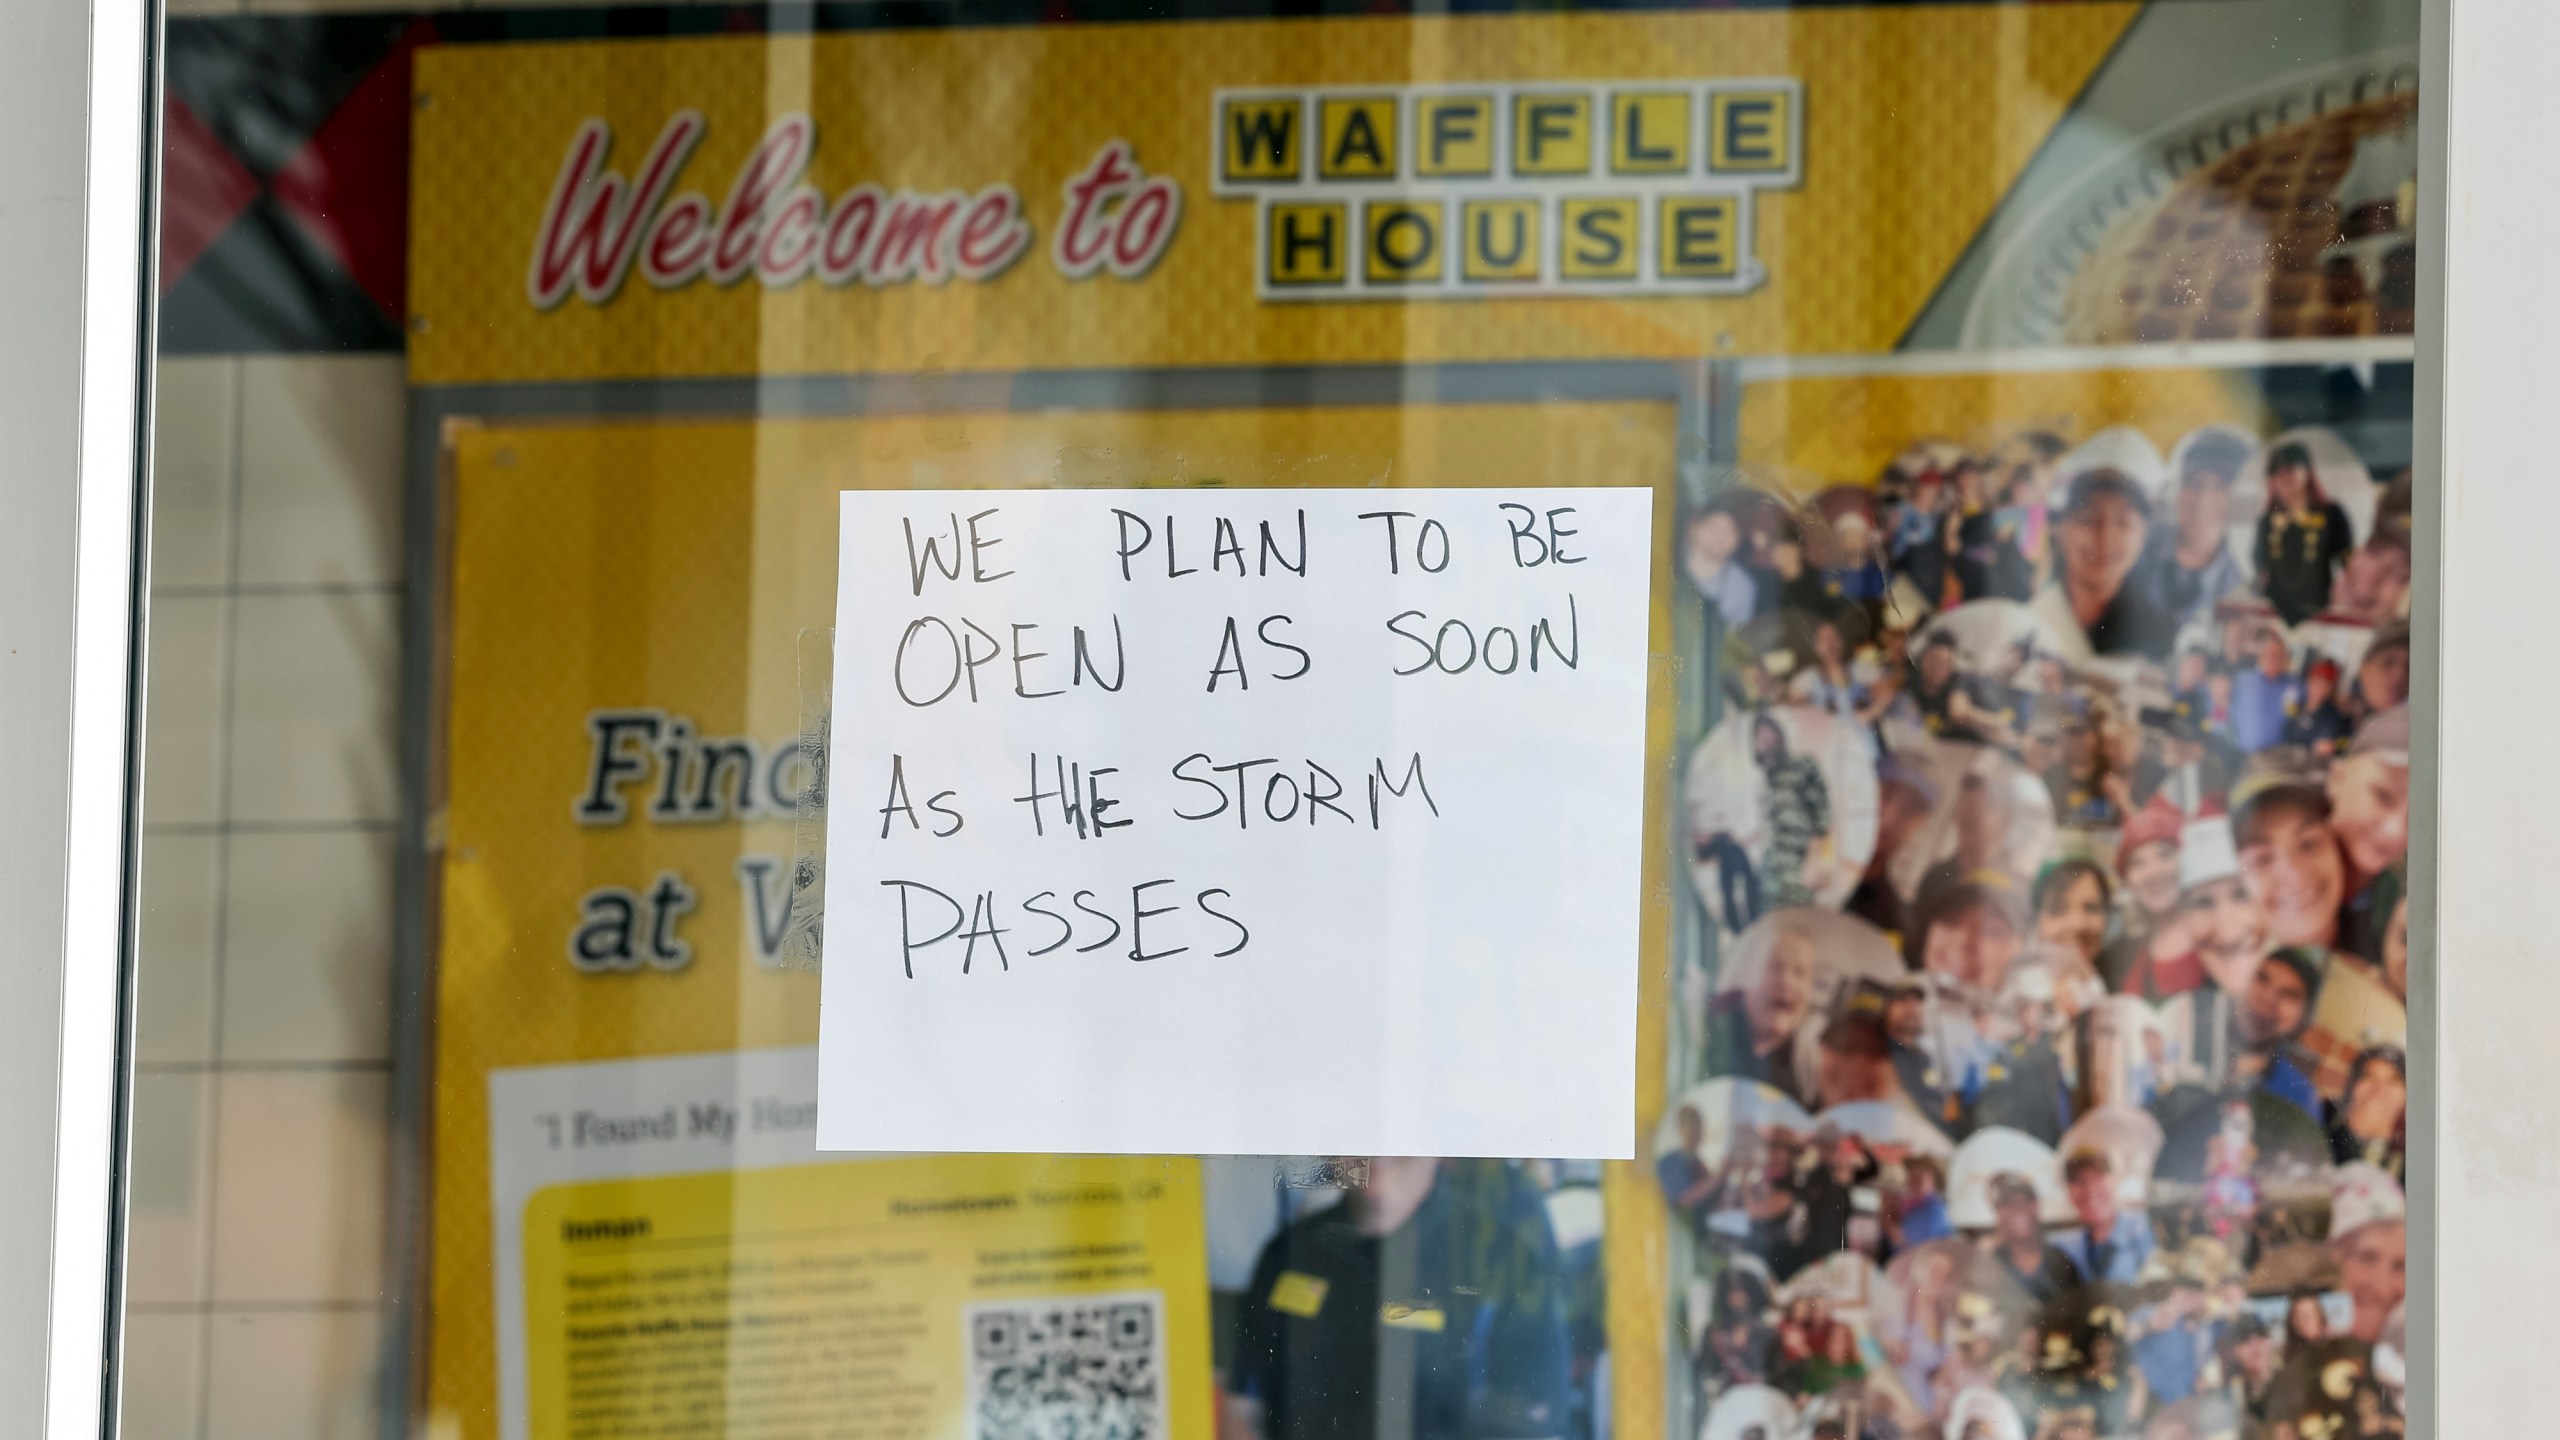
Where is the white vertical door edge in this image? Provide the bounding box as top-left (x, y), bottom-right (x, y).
top-left (2418, 0), bottom-right (2560, 1433)
top-left (53, 0), bottom-right (153, 1419)
top-left (0, 0), bottom-right (156, 1433)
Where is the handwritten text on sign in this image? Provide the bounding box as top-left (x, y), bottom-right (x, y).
top-left (817, 488), bottom-right (1653, 1158)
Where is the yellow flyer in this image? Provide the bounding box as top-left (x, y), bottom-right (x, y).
top-left (493, 1047), bottom-right (1208, 1440)
top-left (429, 401), bottom-right (1681, 1440)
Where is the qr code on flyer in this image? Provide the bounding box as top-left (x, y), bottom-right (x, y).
top-left (965, 1292), bottom-right (1165, 1440)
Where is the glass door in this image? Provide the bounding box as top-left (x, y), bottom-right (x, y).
top-left (66, 2), bottom-right (2465, 1439)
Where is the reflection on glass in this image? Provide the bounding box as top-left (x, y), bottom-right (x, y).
top-left (124, 4), bottom-right (2422, 1440)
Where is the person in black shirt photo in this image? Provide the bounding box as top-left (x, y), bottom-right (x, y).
top-left (1229, 1157), bottom-right (1573, 1440)
top-left (2252, 441), bottom-right (2355, 625)
top-left (1909, 633), bottom-right (2021, 747)
top-left (2033, 467), bottom-right (2180, 661)
top-left (1984, 1172), bottom-right (2082, 1308)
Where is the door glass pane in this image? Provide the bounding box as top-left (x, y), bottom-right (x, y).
top-left (124, 4), bottom-right (2421, 1440)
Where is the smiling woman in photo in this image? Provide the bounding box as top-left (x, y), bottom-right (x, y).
top-left (2232, 771), bottom-right (2351, 954)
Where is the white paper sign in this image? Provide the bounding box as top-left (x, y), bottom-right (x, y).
top-left (818, 487), bottom-right (1653, 1158)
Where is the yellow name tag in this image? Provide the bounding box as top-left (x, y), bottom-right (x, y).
top-left (1380, 1302), bottom-right (1446, 1332)
top-left (1269, 1271), bottom-right (1329, 1318)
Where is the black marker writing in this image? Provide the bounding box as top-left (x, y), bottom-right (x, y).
top-left (1356, 510), bottom-right (1452, 574)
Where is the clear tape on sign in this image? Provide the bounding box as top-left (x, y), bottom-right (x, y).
top-left (782, 626), bottom-right (833, 974)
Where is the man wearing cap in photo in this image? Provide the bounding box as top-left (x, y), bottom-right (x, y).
top-left (1985, 1172), bottom-right (2084, 1307)
top-left (2029, 466), bottom-right (2180, 662)
top-left (2129, 1264), bottom-right (2215, 1409)
top-left (1884, 973), bottom-right (1964, 1134)
top-left (1970, 961), bottom-right (2074, 1146)
top-left (2329, 707), bottom-right (2410, 966)
top-left (2142, 429), bottom-right (2255, 631)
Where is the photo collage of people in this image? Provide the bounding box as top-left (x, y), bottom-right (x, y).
top-left (1660, 383), bottom-right (2414, 1440)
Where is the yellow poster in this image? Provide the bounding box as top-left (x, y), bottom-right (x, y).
top-left (407, 7), bottom-right (2137, 384)
top-left (429, 400), bottom-right (1681, 1440)
top-left (520, 1150), bottom-right (1209, 1440)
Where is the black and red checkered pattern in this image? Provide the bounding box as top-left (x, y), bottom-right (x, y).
top-left (160, 15), bottom-right (436, 352)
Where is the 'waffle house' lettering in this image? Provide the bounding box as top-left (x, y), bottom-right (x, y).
top-left (1214, 78), bottom-right (1800, 300)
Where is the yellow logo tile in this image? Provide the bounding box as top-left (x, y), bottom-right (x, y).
top-left (1319, 96), bottom-right (1400, 180)
top-left (1511, 93), bottom-right (1593, 176)
top-left (1658, 195), bottom-right (1740, 279)
top-left (1266, 202), bottom-right (1348, 287)
top-left (1364, 200), bottom-right (1444, 285)
top-left (1223, 96), bottom-right (1304, 183)
top-left (1413, 96), bottom-right (1495, 178)
top-left (1609, 91), bottom-right (1692, 176)
top-left (1709, 86), bottom-right (1796, 178)
top-left (1558, 198), bottom-right (1639, 280)
top-left (1460, 199), bottom-right (1542, 283)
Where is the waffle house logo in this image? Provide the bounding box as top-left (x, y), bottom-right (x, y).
top-left (1213, 80), bottom-right (1800, 300)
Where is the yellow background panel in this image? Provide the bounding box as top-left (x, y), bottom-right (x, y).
top-left (429, 400), bottom-right (1682, 1440)
top-left (409, 7), bottom-right (2137, 383)
top-left (1736, 365), bottom-right (2275, 490)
